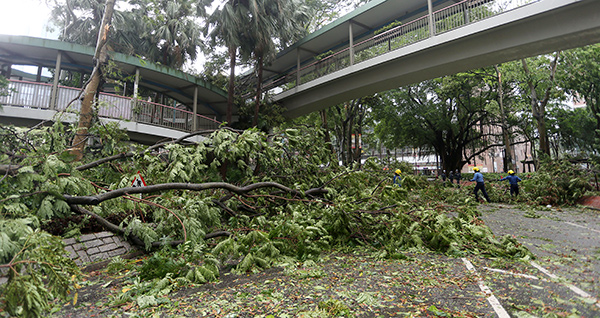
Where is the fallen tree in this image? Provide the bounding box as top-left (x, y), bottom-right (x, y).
top-left (0, 124), bottom-right (539, 317)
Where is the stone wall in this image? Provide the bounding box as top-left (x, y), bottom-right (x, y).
top-left (63, 231), bottom-right (137, 266)
top-left (0, 232), bottom-right (138, 285)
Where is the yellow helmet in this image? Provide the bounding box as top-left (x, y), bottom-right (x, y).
top-left (395, 169), bottom-right (401, 174)
top-left (508, 170), bottom-right (514, 174)
top-left (473, 167), bottom-right (480, 172)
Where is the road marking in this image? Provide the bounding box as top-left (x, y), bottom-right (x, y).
top-left (462, 258), bottom-right (511, 318)
top-left (530, 261), bottom-right (600, 309)
top-left (563, 221), bottom-right (600, 234)
top-left (483, 267), bottom-right (540, 280)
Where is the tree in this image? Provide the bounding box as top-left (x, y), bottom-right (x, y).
top-left (547, 105), bottom-right (597, 156)
top-left (371, 71), bottom-right (502, 173)
top-left (322, 96), bottom-right (377, 166)
top-left (0, 74), bottom-right (10, 108)
top-left (560, 44), bottom-right (600, 149)
top-left (47, 0), bottom-right (205, 69)
top-left (519, 52), bottom-right (562, 158)
top-left (69, 0), bottom-right (116, 161)
top-left (493, 65), bottom-right (515, 171)
top-left (47, 0), bottom-right (107, 45)
top-left (140, 0), bottom-right (205, 68)
top-left (244, 0), bottom-right (309, 127)
top-left (204, 0), bottom-right (249, 125)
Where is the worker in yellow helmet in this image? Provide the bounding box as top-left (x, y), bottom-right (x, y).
top-left (393, 169), bottom-right (402, 186)
top-left (470, 167), bottom-right (491, 203)
top-left (500, 170), bottom-right (522, 196)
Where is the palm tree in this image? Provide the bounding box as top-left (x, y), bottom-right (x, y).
top-left (146, 0), bottom-right (204, 68)
top-left (205, 0), bottom-right (249, 125)
top-left (243, 0), bottom-right (309, 127)
top-left (48, 0), bottom-right (204, 69)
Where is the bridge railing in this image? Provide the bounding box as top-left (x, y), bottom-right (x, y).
top-left (264, 0), bottom-right (539, 95)
top-left (0, 79), bottom-right (221, 132)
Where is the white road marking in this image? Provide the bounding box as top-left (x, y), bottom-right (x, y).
top-left (462, 258), bottom-right (511, 318)
top-left (563, 221), bottom-right (600, 234)
top-left (483, 267), bottom-right (540, 280)
top-left (530, 261), bottom-right (600, 309)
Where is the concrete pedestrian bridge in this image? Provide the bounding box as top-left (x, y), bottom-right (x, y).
top-left (261, 0), bottom-right (600, 118)
top-left (0, 35), bottom-right (228, 144)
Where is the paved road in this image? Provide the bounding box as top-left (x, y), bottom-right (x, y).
top-left (476, 204), bottom-right (600, 317)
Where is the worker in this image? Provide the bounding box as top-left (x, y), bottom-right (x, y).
top-left (471, 167), bottom-right (491, 203)
top-left (393, 169), bottom-right (402, 186)
top-left (500, 170), bottom-right (522, 196)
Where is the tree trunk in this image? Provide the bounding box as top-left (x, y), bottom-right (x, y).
top-left (227, 45), bottom-right (236, 125)
top-left (494, 65), bottom-right (514, 171)
top-left (253, 54), bottom-right (263, 127)
top-left (521, 52), bottom-right (560, 159)
top-left (69, 0), bottom-right (116, 161)
top-left (320, 110), bottom-right (335, 155)
top-left (347, 113), bottom-right (354, 165)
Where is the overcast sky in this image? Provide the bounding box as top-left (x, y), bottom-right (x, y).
top-left (0, 0), bottom-right (56, 39)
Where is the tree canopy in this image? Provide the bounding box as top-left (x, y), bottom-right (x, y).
top-left (371, 71), bottom-right (504, 173)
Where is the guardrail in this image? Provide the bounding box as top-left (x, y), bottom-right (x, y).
top-left (263, 0), bottom-right (539, 95)
top-left (0, 79), bottom-right (221, 132)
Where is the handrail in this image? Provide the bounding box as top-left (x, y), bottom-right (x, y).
top-left (0, 79), bottom-right (221, 132)
top-left (261, 0), bottom-right (540, 96)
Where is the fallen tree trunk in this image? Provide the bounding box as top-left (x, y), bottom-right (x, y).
top-left (63, 181), bottom-right (306, 205)
top-left (0, 164), bottom-right (20, 176)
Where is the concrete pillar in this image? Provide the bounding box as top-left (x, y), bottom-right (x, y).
top-left (50, 51), bottom-right (62, 110)
top-left (349, 22), bottom-right (354, 66)
top-left (427, 0), bottom-right (435, 37)
top-left (0, 63), bottom-right (12, 78)
top-left (133, 67), bottom-right (139, 99)
top-left (192, 86), bottom-right (198, 131)
top-left (296, 47), bottom-right (301, 87)
top-left (131, 68), bottom-right (139, 120)
top-left (36, 66), bottom-right (42, 82)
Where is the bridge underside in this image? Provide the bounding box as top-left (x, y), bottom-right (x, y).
top-left (276, 0), bottom-right (600, 118)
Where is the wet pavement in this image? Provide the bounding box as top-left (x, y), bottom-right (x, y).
top-left (477, 204), bottom-right (600, 317)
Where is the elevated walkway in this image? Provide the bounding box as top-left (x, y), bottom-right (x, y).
top-left (258, 0), bottom-right (600, 118)
top-left (0, 35), bottom-right (228, 143)
top-left (0, 79), bottom-right (221, 144)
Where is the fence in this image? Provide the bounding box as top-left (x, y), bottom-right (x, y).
top-left (264, 0), bottom-right (540, 95)
top-left (0, 79), bottom-right (221, 132)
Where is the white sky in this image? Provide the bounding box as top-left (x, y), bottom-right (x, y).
top-left (0, 0), bottom-right (56, 39)
top-left (0, 0), bottom-right (57, 75)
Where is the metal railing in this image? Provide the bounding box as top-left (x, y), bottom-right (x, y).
top-left (264, 0), bottom-right (539, 95)
top-left (0, 79), bottom-right (221, 132)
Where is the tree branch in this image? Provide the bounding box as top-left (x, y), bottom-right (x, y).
top-left (76, 152), bottom-right (135, 171)
top-left (64, 181), bottom-right (304, 205)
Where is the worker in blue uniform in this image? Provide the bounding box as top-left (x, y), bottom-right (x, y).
top-left (471, 167), bottom-right (491, 203)
top-left (500, 170), bottom-right (522, 196)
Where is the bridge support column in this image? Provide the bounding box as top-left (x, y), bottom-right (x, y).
top-left (133, 67), bottom-right (139, 99)
top-left (4, 64), bottom-right (11, 78)
top-left (193, 86), bottom-right (198, 131)
top-left (49, 51), bottom-right (62, 110)
top-left (131, 67), bottom-right (139, 121)
top-left (36, 66), bottom-right (43, 82)
top-left (427, 0), bottom-right (435, 37)
top-left (348, 22), bottom-right (354, 66)
top-left (296, 48), bottom-right (301, 86)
